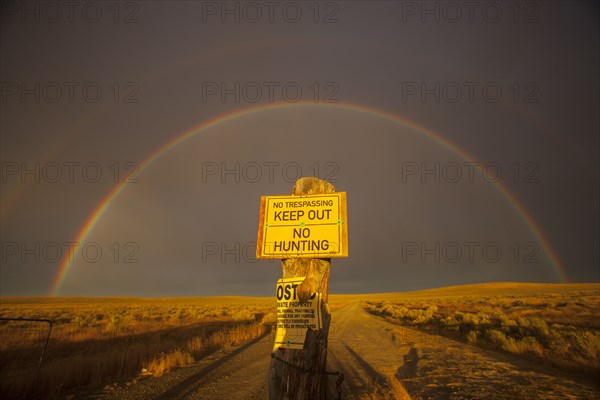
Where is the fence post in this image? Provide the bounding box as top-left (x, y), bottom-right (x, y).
top-left (268, 177), bottom-right (335, 400)
top-left (0, 318), bottom-right (52, 390)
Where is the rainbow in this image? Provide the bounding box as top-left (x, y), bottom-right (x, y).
top-left (49, 102), bottom-right (568, 295)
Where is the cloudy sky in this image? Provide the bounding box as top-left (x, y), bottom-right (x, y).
top-left (1, 1), bottom-right (598, 296)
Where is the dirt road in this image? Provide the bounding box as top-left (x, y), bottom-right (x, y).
top-left (103, 302), bottom-right (599, 400)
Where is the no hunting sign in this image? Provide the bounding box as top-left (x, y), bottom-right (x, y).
top-left (256, 192), bottom-right (348, 259)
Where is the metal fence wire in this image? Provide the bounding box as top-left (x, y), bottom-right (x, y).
top-left (0, 318), bottom-right (53, 397)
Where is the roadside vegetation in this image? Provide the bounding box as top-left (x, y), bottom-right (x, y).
top-left (0, 297), bottom-right (274, 399)
top-left (3, 284), bottom-right (597, 399)
top-left (363, 283), bottom-right (600, 379)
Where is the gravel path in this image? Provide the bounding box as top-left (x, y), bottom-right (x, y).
top-left (99, 302), bottom-right (600, 400)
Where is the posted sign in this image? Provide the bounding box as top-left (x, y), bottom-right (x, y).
top-left (256, 192), bottom-right (348, 259)
top-left (274, 277), bottom-right (322, 350)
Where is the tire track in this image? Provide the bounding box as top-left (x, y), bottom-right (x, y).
top-left (103, 335), bottom-right (271, 400)
top-left (327, 302), bottom-right (410, 400)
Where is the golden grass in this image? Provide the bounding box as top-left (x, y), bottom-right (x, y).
top-left (0, 297), bottom-right (273, 399)
top-left (2, 283), bottom-right (597, 398)
top-left (361, 283), bottom-right (600, 379)
top-left (147, 349), bottom-right (194, 377)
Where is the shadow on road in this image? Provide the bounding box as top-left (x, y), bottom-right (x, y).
top-left (396, 347), bottom-right (419, 379)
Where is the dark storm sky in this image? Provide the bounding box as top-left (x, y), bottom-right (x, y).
top-left (1, 1), bottom-right (598, 296)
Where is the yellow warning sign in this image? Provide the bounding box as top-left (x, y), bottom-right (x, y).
top-left (256, 192), bottom-right (348, 259)
top-left (274, 277), bottom-right (322, 350)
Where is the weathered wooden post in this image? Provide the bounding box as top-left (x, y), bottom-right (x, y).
top-left (256, 177), bottom-right (348, 400)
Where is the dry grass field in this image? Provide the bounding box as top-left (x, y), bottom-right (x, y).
top-left (361, 283), bottom-right (600, 380)
top-left (1, 283), bottom-right (598, 399)
top-left (0, 297), bottom-right (274, 399)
